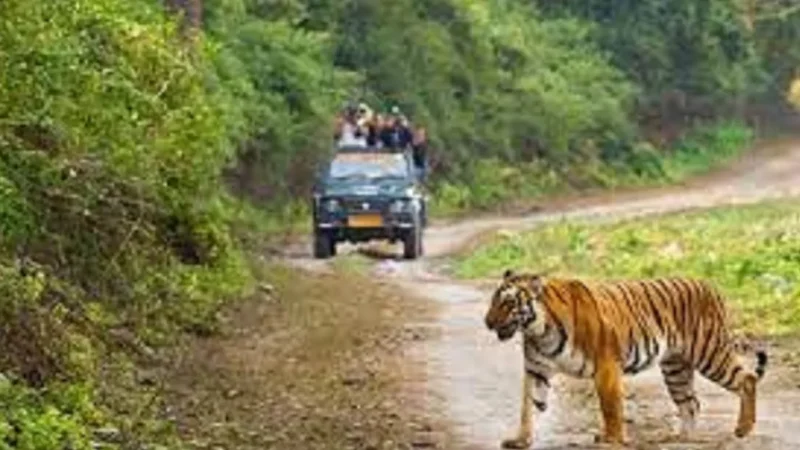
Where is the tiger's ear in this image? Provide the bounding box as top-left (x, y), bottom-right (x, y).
top-left (503, 269), bottom-right (514, 280)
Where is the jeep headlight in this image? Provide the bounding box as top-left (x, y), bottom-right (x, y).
top-left (390, 198), bottom-right (419, 213)
top-left (389, 199), bottom-right (406, 213)
top-left (323, 198), bottom-right (341, 212)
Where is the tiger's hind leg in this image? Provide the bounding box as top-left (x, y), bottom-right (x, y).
top-left (692, 338), bottom-right (759, 438)
top-left (733, 371), bottom-right (758, 438)
top-left (659, 351), bottom-right (700, 437)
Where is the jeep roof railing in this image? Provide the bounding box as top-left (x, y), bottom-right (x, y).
top-left (334, 144), bottom-right (411, 154)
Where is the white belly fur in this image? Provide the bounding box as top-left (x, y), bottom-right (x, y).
top-left (538, 337), bottom-right (670, 379)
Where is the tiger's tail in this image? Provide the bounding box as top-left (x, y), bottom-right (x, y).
top-left (754, 348), bottom-right (768, 380)
top-left (733, 334), bottom-right (768, 381)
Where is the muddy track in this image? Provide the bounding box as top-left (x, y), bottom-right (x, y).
top-left (284, 138), bottom-right (800, 450)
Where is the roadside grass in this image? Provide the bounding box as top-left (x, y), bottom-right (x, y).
top-left (164, 263), bottom-right (449, 450)
top-left (453, 199), bottom-right (800, 335)
top-left (230, 198), bottom-right (310, 242)
top-left (658, 122), bottom-right (752, 180)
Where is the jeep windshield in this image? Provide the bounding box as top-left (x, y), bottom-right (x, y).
top-left (328, 152), bottom-right (409, 181)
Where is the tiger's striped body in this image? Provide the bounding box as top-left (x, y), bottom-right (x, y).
top-left (484, 270), bottom-right (768, 448)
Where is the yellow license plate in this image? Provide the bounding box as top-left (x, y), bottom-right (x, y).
top-left (349, 214), bottom-right (383, 228)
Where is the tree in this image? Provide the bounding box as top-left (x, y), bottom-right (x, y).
top-left (165, 0), bottom-right (204, 36)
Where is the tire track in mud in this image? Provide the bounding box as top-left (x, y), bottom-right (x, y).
top-left (285, 138), bottom-right (800, 449)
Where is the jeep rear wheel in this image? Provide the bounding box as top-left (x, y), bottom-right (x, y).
top-left (403, 227), bottom-right (423, 260)
top-left (313, 231), bottom-right (335, 259)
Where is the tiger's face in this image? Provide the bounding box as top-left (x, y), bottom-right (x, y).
top-left (484, 269), bottom-right (544, 341)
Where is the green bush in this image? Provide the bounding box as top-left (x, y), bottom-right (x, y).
top-left (430, 158), bottom-right (562, 214)
top-left (0, 379), bottom-right (100, 450)
top-left (661, 122), bottom-right (755, 180)
top-left (0, 0), bottom-right (253, 447)
top-left (430, 121), bottom-right (754, 217)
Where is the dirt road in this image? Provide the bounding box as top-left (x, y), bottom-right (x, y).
top-left (286, 137), bottom-right (800, 449)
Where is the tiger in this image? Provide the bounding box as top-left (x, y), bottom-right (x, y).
top-left (483, 269), bottom-right (768, 448)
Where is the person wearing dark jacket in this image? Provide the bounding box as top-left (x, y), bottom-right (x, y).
top-left (383, 105), bottom-right (413, 150)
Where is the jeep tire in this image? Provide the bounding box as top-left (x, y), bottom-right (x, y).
top-left (403, 226), bottom-right (423, 260)
top-left (313, 231), bottom-right (336, 259)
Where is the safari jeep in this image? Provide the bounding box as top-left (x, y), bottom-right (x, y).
top-left (311, 146), bottom-right (427, 259)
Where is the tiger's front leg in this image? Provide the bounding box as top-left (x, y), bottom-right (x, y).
top-left (593, 353), bottom-right (628, 445)
top-left (502, 366), bottom-right (552, 449)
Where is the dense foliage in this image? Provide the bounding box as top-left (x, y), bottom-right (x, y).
top-left (212, 0), bottom-right (640, 198)
top-left (1, 0), bottom-right (799, 447)
top-left (533, 0), bottom-right (764, 117)
top-left (202, 0), bottom-right (800, 206)
top-left (0, 1), bottom-right (249, 446)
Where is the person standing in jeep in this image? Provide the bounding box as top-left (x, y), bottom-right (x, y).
top-left (334, 101), bottom-right (428, 180)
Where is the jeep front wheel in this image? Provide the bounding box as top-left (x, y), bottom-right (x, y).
top-left (313, 231), bottom-right (335, 259)
top-left (403, 227), bottom-right (423, 260)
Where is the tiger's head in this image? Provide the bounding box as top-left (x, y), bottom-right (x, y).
top-left (484, 269), bottom-right (545, 341)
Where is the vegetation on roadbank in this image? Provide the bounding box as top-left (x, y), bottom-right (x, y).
top-left (166, 264), bottom-right (448, 450)
top-left (0, 1), bottom-right (253, 447)
top-left (430, 121), bottom-right (755, 216)
top-left (454, 199), bottom-right (800, 335)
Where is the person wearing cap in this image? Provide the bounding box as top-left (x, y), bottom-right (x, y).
top-left (388, 105), bottom-right (413, 149)
top-left (377, 106), bottom-right (399, 149)
top-left (389, 105), bottom-right (411, 127)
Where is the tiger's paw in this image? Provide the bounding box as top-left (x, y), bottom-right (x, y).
top-left (734, 421), bottom-right (755, 438)
top-left (593, 433), bottom-right (629, 446)
top-left (677, 430), bottom-right (694, 441)
top-left (501, 435), bottom-right (533, 449)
